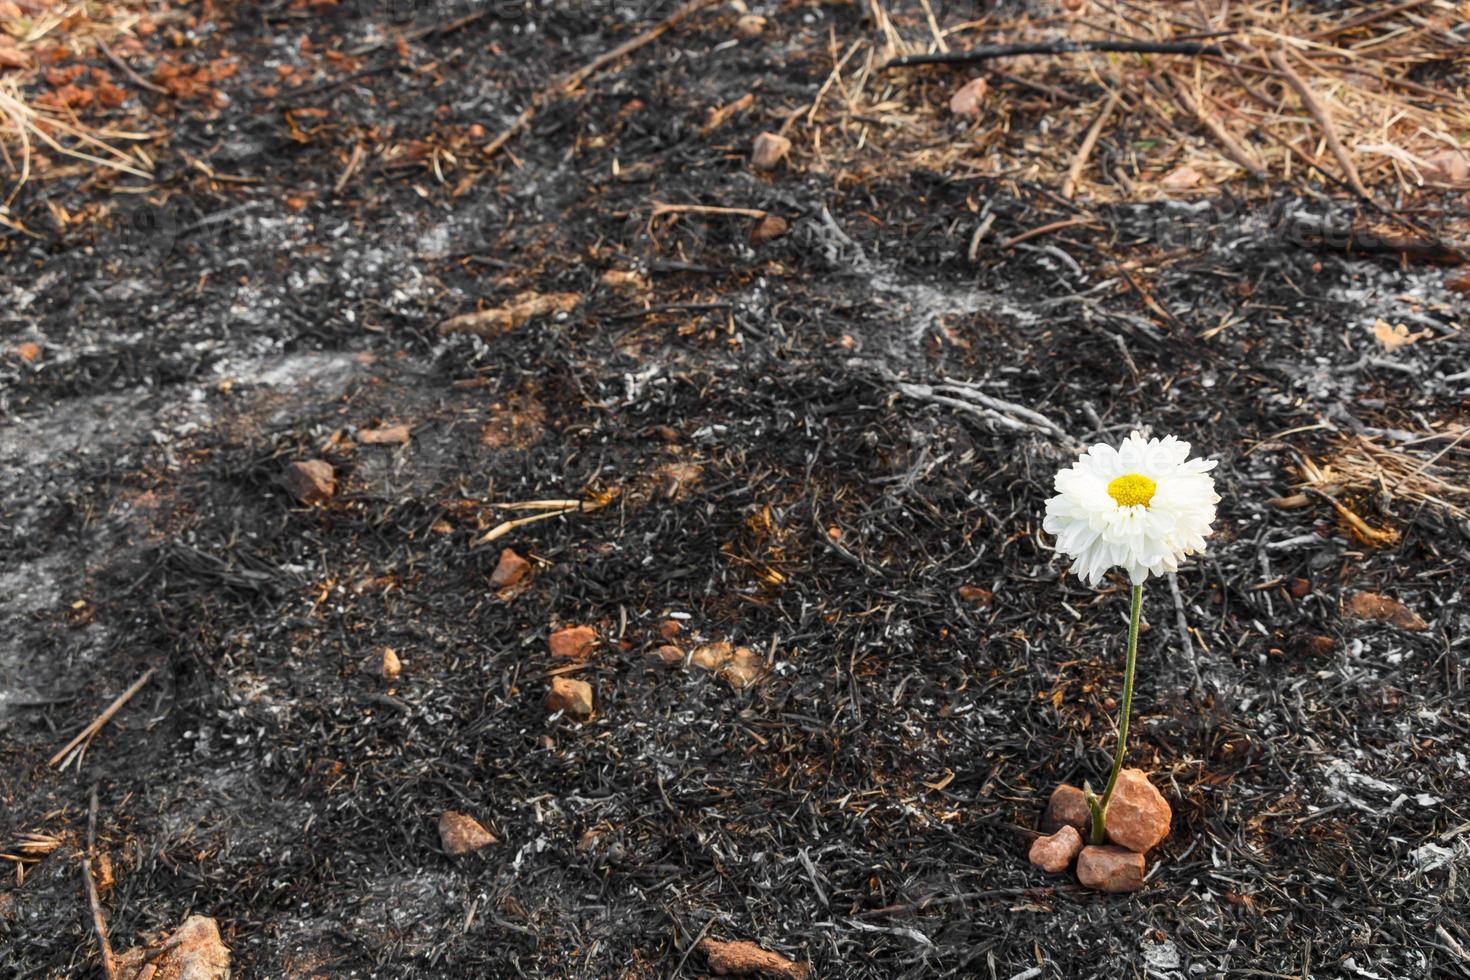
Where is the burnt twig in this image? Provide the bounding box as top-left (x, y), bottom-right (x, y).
top-left (484, 0), bottom-right (720, 160)
top-left (50, 668), bottom-right (157, 770)
top-left (83, 786), bottom-right (115, 980)
top-left (94, 38), bottom-right (168, 96)
top-left (896, 379), bottom-right (1076, 447)
top-left (883, 40), bottom-right (1225, 70)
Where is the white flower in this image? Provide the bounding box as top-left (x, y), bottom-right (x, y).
top-left (1043, 431), bottom-right (1219, 586)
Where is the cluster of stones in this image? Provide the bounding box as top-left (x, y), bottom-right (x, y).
top-left (1027, 769), bottom-right (1172, 892)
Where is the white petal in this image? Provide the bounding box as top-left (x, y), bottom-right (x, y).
top-left (1041, 430), bottom-right (1219, 587)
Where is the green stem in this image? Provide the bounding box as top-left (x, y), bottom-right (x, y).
top-left (1090, 584), bottom-right (1143, 845)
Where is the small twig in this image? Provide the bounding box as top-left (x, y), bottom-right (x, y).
top-left (491, 498), bottom-right (587, 512)
top-left (1111, 259), bottom-right (1184, 333)
top-left (896, 381), bottom-right (1074, 447)
top-left (477, 508), bottom-right (581, 543)
top-left (348, 9), bottom-right (489, 55)
top-left (334, 143), bottom-right (365, 194)
top-left (932, 383), bottom-right (1069, 437)
top-left (855, 887), bottom-right (1057, 918)
top-left (806, 39), bottom-right (864, 127)
top-left (474, 495), bottom-right (616, 546)
top-left (94, 38), bottom-right (168, 96)
top-left (1167, 572), bottom-right (1204, 693)
top-left (917, 0), bottom-right (948, 51)
top-left (650, 202), bottom-right (768, 220)
top-left (1062, 91), bottom-right (1120, 200)
top-left (84, 786), bottom-right (116, 979)
top-left (484, 0), bottom-right (719, 160)
top-left (611, 302), bottom-right (733, 321)
top-left (50, 667), bottom-right (157, 769)
top-left (1435, 925), bottom-right (1470, 963)
top-left (999, 216), bottom-right (1099, 249)
top-left (883, 39), bottom-right (1224, 70)
top-left (1269, 50), bottom-right (1369, 200)
top-left (672, 915), bottom-right (716, 978)
top-left (1163, 74), bottom-right (1267, 179)
top-left (967, 213), bottom-right (996, 261)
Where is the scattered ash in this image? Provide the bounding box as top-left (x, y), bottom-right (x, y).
top-left (2, 3), bottom-right (1468, 978)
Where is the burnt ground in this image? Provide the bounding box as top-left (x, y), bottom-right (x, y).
top-left (2, 2), bottom-right (1470, 977)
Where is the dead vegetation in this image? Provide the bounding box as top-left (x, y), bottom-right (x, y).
top-left (2, 1), bottom-right (1469, 977)
top-left (838, 1), bottom-right (1470, 208)
top-left (1273, 424), bottom-right (1470, 529)
top-left (4, 0), bottom-right (1468, 248)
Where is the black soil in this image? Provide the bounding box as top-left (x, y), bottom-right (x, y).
top-left (2, 3), bottom-right (1469, 978)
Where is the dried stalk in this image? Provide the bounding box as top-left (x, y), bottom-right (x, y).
top-left (84, 787), bottom-right (116, 980)
top-left (1063, 91), bottom-right (1121, 200)
top-left (50, 667), bottom-right (157, 770)
top-left (1165, 74), bottom-right (1268, 178)
top-left (1269, 49), bottom-right (1370, 199)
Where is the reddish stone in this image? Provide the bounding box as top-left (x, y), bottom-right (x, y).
top-left (750, 131), bottom-right (791, 171)
top-left (358, 423), bottom-right (411, 445)
top-left (647, 644), bottom-right (684, 666)
top-left (490, 548), bottom-right (530, 588)
top-left (749, 213), bottom-right (788, 245)
top-left (1103, 769), bottom-right (1172, 854)
top-left (1028, 825), bottom-right (1082, 874)
top-left (548, 625), bottom-right (597, 659)
top-left (734, 13), bottom-right (766, 38)
top-left (114, 915), bottom-right (230, 979)
top-left (378, 647), bottom-right (401, 680)
top-left (1076, 845), bottom-right (1146, 893)
top-left (958, 585), bottom-right (993, 607)
top-left (0, 39), bottom-right (32, 72)
top-left (720, 647), bottom-right (763, 691)
top-left (949, 77), bottom-right (988, 118)
top-left (1300, 634), bottom-right (1335, 656)
top-left (438, 811), bottom-right (497, 856)
top-left (1424, 148), bottom-right (1469, 183)
top-left (1345, 592), bottom-right (1427, 631)
top-left (283, 459), bottom-right (335, 504)
top-left (1041, 784), bottom-right (1090, 834)
top-left (690, 641), bottom-right (733, 671)
top-left (545, 677), bottom-right (593, 719)
top-left (699, 939), bottom-right (809, 980)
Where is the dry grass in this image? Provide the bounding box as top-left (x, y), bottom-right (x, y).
top-left (1318, 427), bottom-right (1470, 522)
top-left (2, 0), bottom-right (1467, 235)
top-left (0, 77), bottom-right (152, 201)
top-left (0, 0), bottom-right (158, 206)
top-left (792, 0), bottom-right (1470, 208)
top-left (1271, 426), bottom-right (1470, 538)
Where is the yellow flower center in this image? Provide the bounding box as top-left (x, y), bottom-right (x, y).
top-left (1107, 473), bottom-right (1157, 508)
